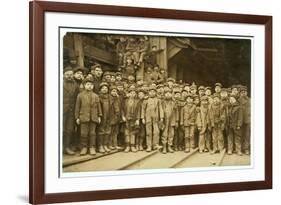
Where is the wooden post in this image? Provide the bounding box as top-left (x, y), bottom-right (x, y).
top-left (73, 33), bottom-right (84, 67)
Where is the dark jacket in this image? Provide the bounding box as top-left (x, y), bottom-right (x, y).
top-left (239, 96), bottom-right (251, 124)
top-left (124, 98), bottom-right (139, 121)
top-left (228, 102), bottom-right (243, 129)
top-left (63, 80), bottom-right (79, 114)
top-left (74, 90), bottom-right (102, 123)
top-left (162, 99), bottom-right (179, 126)
top-left (180, 103), bottom-right (196, 126)
top-left (109, 96), bottom-right (122, 125)
top-left (209, 102), bottom-right (226, 128)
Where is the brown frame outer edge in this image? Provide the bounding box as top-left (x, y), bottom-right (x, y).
top-left (29, 1), bottom-right (273, 204)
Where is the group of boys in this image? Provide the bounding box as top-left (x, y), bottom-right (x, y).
top-left (63, 64), bottom-right (251, 157)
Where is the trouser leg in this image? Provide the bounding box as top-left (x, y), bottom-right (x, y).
top-left (205, 130), bottom-right (212, 151)
top-left (152, 122), bottom-right (160, 147)
top-left (212, 127), bottom-right (218, 151)
top-left (80, 122), bottom-right (90, 148)
top-left (234, 128), bottom-right (243, 153)
top-left (63, 113), bottom-right (75, 149)
top-left (243, 123), bottom-right (250, 153)
top-left (198, 131), bottom-right (206, 152)
top-left (168, 126), bottom-right (174, 146)
top-left (89, 122), bottom-right (97, 147)
top-left (218, 128), bottom-right (224, 151)
top-left (146, 122), bottom-right (152, 148)
top-left (227, 129), bottom-right (234, 153)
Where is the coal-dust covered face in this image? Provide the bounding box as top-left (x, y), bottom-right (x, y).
top-left (104, 74), bottom-right (111, 82)
top-left (165, 92), bottom-right (172, 99)
top-left (240, 90), bottom-right (247, 97)
top-left (84, 82), bottom-right (94, 91)
top-left (199, 89), bottom-right (205, 96)
top-left (126, 58), bottom-right (133, 65)
top-left (213, 96), bottom-right (220, 104)
top-left (110, 89), bottom-right (118, 97)
top-left (181, 91), bottom-right (188, 99)
top-left (100, 86), bottom-right (109, 94)
top-left (74, 71), bottom-right (83, 81)
top-left (186, 97), bottom-right (193, 104)
top-left (205, 89), bottom-right (212, 96)
top-left (64, 70), bottom-right (73, 81)
top-left (174, 92), bottom-right (181, 100)
top-left (215, 86), bottom-right (222, 93)
top-left (229, 96), bottom-right (237, 104)
top-left (128, 75), bottom-right (135, 82)
top-left (157, 87), bottom-right (164, 94)
top-left (130, 91), bottom-right (137, 98)
top-left (117, 85), bottom-right (124, 92)
top-left (167, 81), bottom-right (174, 88)
top-left (231, 88), bottom-right (239, 96)
top-left (111, 76), bottom-right (116, 83)
top-left (138, 92), bottom-right (145, 99)
top-left (194, 98), bottom-right (200, 105)
top-left (190, 88), bottom-right (197, 95)
top-left (220, 91), bottom-right (228, 98)
top-left (201, 99), bottom-right (208, 105)
top-left (149, 89), bottom-right (157, 97)
top-left (94, 67), bottom-right (103, 78)
top-left (116, 75), bottom-right (122, 81)
top-left (183, 86), bottom-right (190, 92)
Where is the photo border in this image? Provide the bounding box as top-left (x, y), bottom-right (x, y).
top-left (29, 1), bottom-right (272, 204)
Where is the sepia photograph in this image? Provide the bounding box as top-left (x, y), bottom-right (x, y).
top-left (61, 31), bottom-right (251, 173)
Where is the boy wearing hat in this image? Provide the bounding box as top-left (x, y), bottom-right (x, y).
top-left (90, 64), bottom-right (103, 94)
top-left (174, 87), bottom-right (185, 151)
top-left (73, 67), bottom-right (85, 92)
top-left (123, 87), bottom-right (139, 152)
top-left (97, 82), bottom-right (112, 153)
top-left (227, 95), bottom-right (243, 155)
top-left (135, 87), bottom-right (146, 151)
top-left (74, 78), bottom-right (102, 155)
top-left (161, 88), bottom-right (179, 153)
top-left (109, 86), bottom-right (123, 150)
top-left (214, 83), bottom-right (222, 94)
top-left (239, 86), bottom-right (251, 155)
top-left (198, 86), bottom-right (205, 98)
top-left (141, 85), bottom-right (164, 151)
top-left (180, 94), bottom-right (197, 153)
top-left (167, 78), bottom-right (175, 89)
top-left (63, 67), bottom-right (79, 155)
top-left (102, 71), bottom-right (112, 84)
top-left (209, 94), bottom-right (226, 154)
top-left (196, 96), bottom-right (211, 153)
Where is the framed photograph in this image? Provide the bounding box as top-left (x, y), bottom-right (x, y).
top-left (29, 1), bottom-right (272, 204)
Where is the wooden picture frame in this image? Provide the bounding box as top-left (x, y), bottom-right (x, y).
top-left (29, 1), bottom-right (272, 204)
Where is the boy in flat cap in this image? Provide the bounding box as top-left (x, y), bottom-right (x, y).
top-left (161, 88), bottom-right (179, 153)
top-left (209, 94), bottom-right (226, 154)
top-left (239, 86), bottom-right (251, 155)
top-left (135, 88), bottom-right (146, 151)
top-left (63, 67), bottom-right (79, 155)
top-left (196, 96), bottom-right (211, 153)
top-left (75, 77), bottom-right (102, 155)
top-left (180, 94), bottom-right (197, 153)
top-left (227, 95), bottom-right (243, 155)
top-left (174, 87), bottom-right (185, 151)
top-left (97, 82), bottom-right (112, 153)
top-left (214, 83), bottom-right (222, 95)
top-left (109, 86), bottom-right (123, 150)
top-left (141, 85), bottom-right (164, 152)
top-left (73, 67), bottom-right (85, 92)
top-left (90, 64), bottom-right (103, 94)
top-left (123, 87), bottom-right (139, 152)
